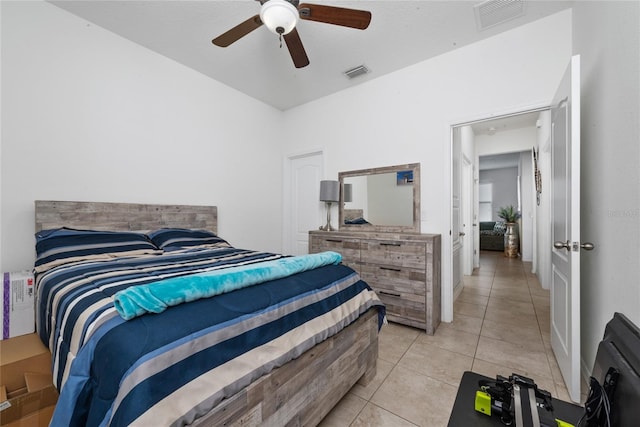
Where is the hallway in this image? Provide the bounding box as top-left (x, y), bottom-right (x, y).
top-left (320, 251), bottom-right (579, 426)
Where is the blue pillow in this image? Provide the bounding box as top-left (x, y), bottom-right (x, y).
top-left (146, 228), bottom-right (229, 250)
top-left (35, 228), bottom-right (159, 272)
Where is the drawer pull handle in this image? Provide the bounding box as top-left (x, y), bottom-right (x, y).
top-left (326, 239), bottom-right (343, 243)
top-left (380, 267), bottom-right (401, 272)
top-left (379, 290), bottom-right (401, 297)
top-left (380, 242), bottom-right (401, 247)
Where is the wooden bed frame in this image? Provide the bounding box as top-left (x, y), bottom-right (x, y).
top-left (34, 200), bottom-right (379, 426)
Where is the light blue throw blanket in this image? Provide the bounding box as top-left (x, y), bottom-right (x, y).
top-left (113, 251), bottom-right (342, 320)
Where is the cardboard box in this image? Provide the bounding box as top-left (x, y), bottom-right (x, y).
top-left (1, 272), bottom-right (35, 340)
top-left (0, 334), bottom-right (57, 426)
top-left (3, 405), bottom-right (55, 427)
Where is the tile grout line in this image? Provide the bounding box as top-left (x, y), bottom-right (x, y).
top-left (353, 330), bottom-right (424, 426)
top-left (528, 269), bottom-right (562, 398)
top-left (473, 258), bottom-right (494, 368)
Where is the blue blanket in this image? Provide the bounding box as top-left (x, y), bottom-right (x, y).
top-left (113, 251), bottom-right (342, 320)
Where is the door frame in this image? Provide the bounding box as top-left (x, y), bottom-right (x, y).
top-left (443, 103), bottom-right (549, 322)
top-left (283, 148), bottom-right (324, 255)
top-left (462, 154), bottom-right (474, 276)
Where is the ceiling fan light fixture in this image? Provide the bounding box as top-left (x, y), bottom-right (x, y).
top-left (260, 0), bottom-right (299, 35)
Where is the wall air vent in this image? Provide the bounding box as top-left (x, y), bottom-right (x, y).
top-left (344, 65), bottom-right (370, 79)
top-left (474, 0), bottom-right (525, 31)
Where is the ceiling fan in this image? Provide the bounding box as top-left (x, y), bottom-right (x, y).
top-left (212, 0), bottom-right (372, 68)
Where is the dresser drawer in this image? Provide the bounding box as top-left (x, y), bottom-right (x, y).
top-left (360, 263), bottom-right (426, 296)
top-left (361, 265), bottom-right (427, 326)
top-left (309, 235), bottom-right (361, 265)
top-left (361, 240), bottom-right (426, 270)
top-left (373, 289), bottom-right (426, 327)
top-left (309, 231), bottom-right (440, 334)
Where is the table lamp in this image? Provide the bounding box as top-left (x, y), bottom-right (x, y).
top-left (319, 180), bottom-right (339, 231)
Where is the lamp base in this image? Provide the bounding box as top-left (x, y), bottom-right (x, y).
top-left (319, 201), bottom-right (337, 232)
top-left (319, 224), bottom-right (337, 232)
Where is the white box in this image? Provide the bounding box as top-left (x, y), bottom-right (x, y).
top-left (1, 271), bottom-right (35, 340)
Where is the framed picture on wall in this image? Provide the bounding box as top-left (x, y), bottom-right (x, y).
top-left (396, 170), bottom-right (414, 185)
top-left (533, 147), bottom-right (542, 205)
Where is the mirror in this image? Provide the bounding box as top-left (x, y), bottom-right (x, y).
top-left (339, 163), bottom-right (420, 233)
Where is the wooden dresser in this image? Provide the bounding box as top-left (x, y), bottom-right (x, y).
top-left (309, 230), bottom-right (441, 334)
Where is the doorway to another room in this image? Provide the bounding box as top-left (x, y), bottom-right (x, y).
top-left (449, 108), bottom-right (576, 401)
top-left (451, 109), bottom-right (552, 301)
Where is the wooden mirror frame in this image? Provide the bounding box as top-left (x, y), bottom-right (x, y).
top-left (338, 163), bottom-right (421, 233)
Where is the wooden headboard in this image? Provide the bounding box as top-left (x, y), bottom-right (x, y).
top-left (35, 201), bottom-right (218, 234)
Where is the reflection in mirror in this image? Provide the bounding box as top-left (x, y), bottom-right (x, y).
top-left (339, 163), bottom-right (420, 233)
top-left (343, 173), bottom-right (413, 225)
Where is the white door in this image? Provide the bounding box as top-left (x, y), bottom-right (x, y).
top-left (550, 55), bottom-right (582, 403)
top-left (452, 128), bottom-right (463, 295)
top-left (284, 152), bottom-right (323, 255)
top-left (473, 162), bottom-right (480, 269)
top-left (462, 155), bottom-right (474, 275)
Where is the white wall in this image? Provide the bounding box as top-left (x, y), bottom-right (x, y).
top-left (1, 1), bottom-right (284, 272)
top-left (479, 167), bottom-right (519, 221)
top-left (282, 10), bottom-right (572, 320)
top-left (476, 126), bottom-right (538, 156)
top-left (572, 1), bottom-right (640, 376)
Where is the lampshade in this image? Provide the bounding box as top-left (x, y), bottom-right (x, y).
top-left (343, 183), bottom-right (353, 203)
top-left (319, 180), bottom-right (339, 202)
top-left (260, 0), bottom-right (299, 35)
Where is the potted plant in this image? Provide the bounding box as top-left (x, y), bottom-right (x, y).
top-left (497, 205), bottom-right (521, 223)
top-left (497, 205), bottom-right (521, 258)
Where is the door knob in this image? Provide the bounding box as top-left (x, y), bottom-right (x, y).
top-left (459, 232), bottom-right (466, 236)
top-left (554, 240), bottom-right (596, 251)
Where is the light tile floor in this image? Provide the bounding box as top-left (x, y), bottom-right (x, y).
top-left (320, 251), bottom-right (582, 427)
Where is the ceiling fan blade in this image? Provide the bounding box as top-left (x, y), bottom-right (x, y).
top-left (212, 15), bottom-right (263, 47)
top-left (298, 3), bottom-right (371, 30)
top-left (283, 28), bottom-right (310, 69)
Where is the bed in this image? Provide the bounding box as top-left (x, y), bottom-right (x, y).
top-left (34, 200), bottom-right (384, 427)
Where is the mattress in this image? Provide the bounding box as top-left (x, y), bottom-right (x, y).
top-left (35, 244), bottom-right (384, 426)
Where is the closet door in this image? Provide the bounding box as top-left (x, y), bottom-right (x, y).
top-left (285, 151), bottom-right (324, 255)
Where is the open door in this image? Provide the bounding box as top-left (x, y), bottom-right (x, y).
top-left (452, 127), bottom-right (464, 296)
top-left (550, 55), bottom-right (582, 403)
top-left (462, 155), bottom-right (474, 275)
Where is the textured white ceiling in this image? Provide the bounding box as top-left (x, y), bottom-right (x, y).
top-left (50, 0), bottom-right (573, 110)
top-left (471, 111), bottom-right (542, 136)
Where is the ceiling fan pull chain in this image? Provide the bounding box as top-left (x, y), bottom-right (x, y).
top-left (279, 33), bottom-right (283, 48)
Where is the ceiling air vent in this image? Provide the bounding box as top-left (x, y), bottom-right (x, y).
top-left (344, 65), bottom-right (370, 79)
top-left (474, 0), bottom-right (525, 31)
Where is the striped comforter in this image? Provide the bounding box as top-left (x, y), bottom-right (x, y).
top-left (35, 246), bottom-right (384, 426)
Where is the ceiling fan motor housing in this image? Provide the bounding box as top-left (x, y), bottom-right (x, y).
top-left (258, 0), bottom-right (299, 6)
top-left (260, 0), bottom-right (299, 35)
